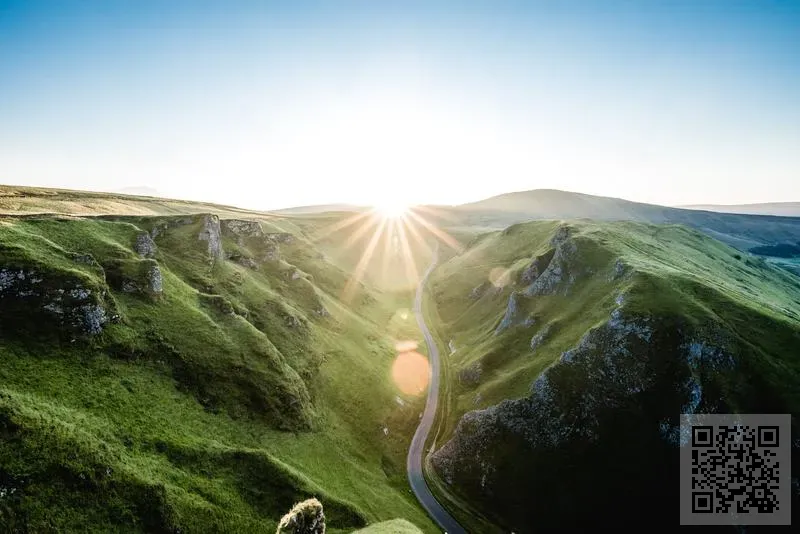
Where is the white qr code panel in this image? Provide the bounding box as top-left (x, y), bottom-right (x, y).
top-left (680, 414), bottom-right (791, 526)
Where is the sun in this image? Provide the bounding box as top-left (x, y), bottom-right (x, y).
top-left (373, 198), bottom-right (410, 219)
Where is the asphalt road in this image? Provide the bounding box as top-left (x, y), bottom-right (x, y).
top-left (407, 247), bottom-right (467, 534)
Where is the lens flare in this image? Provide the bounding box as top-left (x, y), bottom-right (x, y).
top-left (391, 350), bottom-right (430, 396)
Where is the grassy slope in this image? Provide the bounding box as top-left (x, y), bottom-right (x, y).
top-left (424, 220), bottom-right (800, 529)
top-left (431, 221), bottom-right (800, 435)
top-left (0, 210), bottom-right (438, 533)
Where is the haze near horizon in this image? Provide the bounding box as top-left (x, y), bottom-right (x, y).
top-left (1, 0), bottom-right (799, 211)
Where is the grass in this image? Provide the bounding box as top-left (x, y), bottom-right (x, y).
top-left (0, 209), bottom-right (438, 533)
top-left (422, 219), bottom-right (800, 530)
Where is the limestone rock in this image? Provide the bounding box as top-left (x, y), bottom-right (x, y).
top-left (134, 232), bottom-right (157, 258)
top-left (276, 498), bottom-right (326, 534)
top-left (530, 323), bottom-right (553, 351)
top-left (495, 292), bottom-right (521, 335)
top-left (0, 267), bottom-right (107, 335)
top-left (469, 282), bottom-right (488, 300)
top-left (198, 215), bottom-right (223, 261)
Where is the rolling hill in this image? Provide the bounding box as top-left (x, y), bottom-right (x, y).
top-left (427, 189), bottom-right (800, 252)
top-left (423, 219), bottom-right (800, 531)
top-left (682, 202), bottom-right (800, 217)
top-left (0, 206), bottom-right (438, 532)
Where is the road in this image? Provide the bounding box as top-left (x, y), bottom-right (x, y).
top-left (407, 247), bottom-right (467, 534)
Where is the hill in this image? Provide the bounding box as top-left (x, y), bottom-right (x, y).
top-left (682, 202), bottom-right (800, 217)
top-left (0, 209), bottom-right (436, 532)
top-left (422, 220), bottom-right (800, 531)
top-left (433, 189), bottom-right (800, 252)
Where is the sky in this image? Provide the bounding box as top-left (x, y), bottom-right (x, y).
top-left (1, 0), bottom-right (798, 211)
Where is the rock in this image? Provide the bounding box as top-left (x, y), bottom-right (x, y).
top-left (267, 232), bottom-right (295, 245)
top-left (222, 219), bottom-right (263, 237)
top-left (520, 249), bottom-right (555, 285)
top-left (285, 314), bottom-right (302, 328)
top-left (263, 244), bottom-right (280, 263)
top-left (276, 498), bottom-right (326, 534)
top-left (290, 269), bottom-right (303, 281)
top-left (314, 305), bottom-right (330, 317)
top-left (198, 215), bottom-right (223, 261)
top-left (431, 311), bottom-right (703, 521)
top-left (449, 340), bottom-right (456, 354)
top-left (106, 259), bottom-right (163, 297)
top-left (495, 292), bottom-right (521, 335)
top-left (0, 267), bottom-right (108, 336)
top-left (134, 232), bottom-right (157, 258)
top-left (145, 264), bottom-right (163, 294)
top-left (530, 323), bottom-right (552, 351)
top-left (611, 259), bottom-right (627, 280)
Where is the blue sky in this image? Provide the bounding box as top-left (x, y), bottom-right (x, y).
top-left (1, 0), bottom-right (798, 210)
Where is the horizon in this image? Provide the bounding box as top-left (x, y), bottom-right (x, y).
top-left (2, 1), bottom-right (799, 211)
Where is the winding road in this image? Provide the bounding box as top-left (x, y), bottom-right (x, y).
top-left (407, 247), bottom-right (467, 534)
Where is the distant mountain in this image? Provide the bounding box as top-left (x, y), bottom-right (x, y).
top-left (681, 202), bottom-right (800, 217)
top-left (431, 189), bottom-right (800, 252)
top-left (271, 203), bottom-right (367, 215)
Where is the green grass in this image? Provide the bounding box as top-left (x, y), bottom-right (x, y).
top-left (422, 219), bottom-right (800, 530)
top-left (0, 212), bottom-right (435, 533)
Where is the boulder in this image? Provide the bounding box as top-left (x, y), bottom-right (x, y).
top-left (276, 498), bottom-right (325, 534)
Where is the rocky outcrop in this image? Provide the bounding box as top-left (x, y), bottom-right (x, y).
top-left (520, 249), bottom-right (555, 285)
top-left (134, 232), bottom-right (157, 258)
top-left (530, 323), bottom-right (553, 351)
top-left (0, 267), bottom-right (107, 335)
top-left (222, 219), bottom-right (263, 238)
top-left (431, 306), bottom-right (736, 529)
top-left (522, 225), bottom-right (582, 297)
top-left (494, 292), bottom-right (521, 335)
top-left (276, 498), bottom-right (326, 534)
top-left (611, 259), bottom-right (627, 280)
top-left (198, 215), bottom-right (223, 261)
top-left (105, 259), bottom-right (163, 297)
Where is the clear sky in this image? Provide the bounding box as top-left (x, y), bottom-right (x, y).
top-left (1, 0), bottom-right (798, 211)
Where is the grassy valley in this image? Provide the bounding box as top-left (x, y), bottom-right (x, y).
top-left (0, 205), bottom-right (439, 532)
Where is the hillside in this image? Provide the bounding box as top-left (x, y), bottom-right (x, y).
top-left (433, 189), bottom-right (800, 252)
top-left (682, 202), bottom-right (800, 217)
top-left (0, 210), bottom-right (436, 532)
top-left (423, 220), bottom-right (800, 531)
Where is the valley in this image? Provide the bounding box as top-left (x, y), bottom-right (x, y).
top-left (1, 186), bottom-right (799, 533)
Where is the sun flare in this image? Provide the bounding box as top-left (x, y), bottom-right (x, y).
top-left (373, 199), bottom-right (410, 219)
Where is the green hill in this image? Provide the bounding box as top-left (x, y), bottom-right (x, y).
top-left (423, 220), bottom-right (800, 531)
top-left (428, 188), bottom-right (800, 252)
top-left (0, 210), bottom-right (435, 532)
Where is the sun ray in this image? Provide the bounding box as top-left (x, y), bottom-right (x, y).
top-left (342, 217), bottom-right (388, 303)
top-left (402, 213), bottom-right (434, 257)
top-left (396, 217), bottom-right (420, 287)
top-left (405, 209), bottom-right (463, 252)
top-left (413, 204), bottom-right (461, 223)
top-left (340, 211), bottom-right (382, 250)
top-left (380, 218), bottom-right (397, 285)
top-left (310, 209), bottom-right (376, 243)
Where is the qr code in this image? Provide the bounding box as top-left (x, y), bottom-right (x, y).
top-left (680, 414), bottom-right (791, 526)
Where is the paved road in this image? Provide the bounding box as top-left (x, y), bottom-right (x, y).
top-left (407, 247), bottom-right (467, 534)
